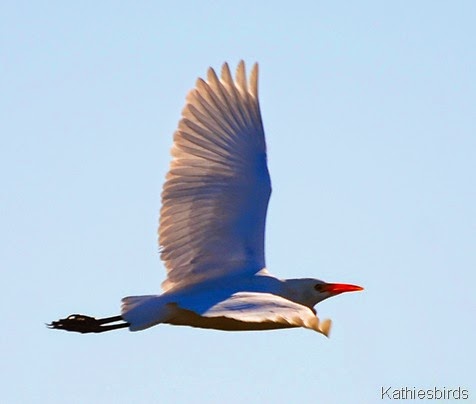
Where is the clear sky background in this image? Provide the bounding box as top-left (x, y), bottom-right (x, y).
top-left (1, 2), bottom-right (475, 403)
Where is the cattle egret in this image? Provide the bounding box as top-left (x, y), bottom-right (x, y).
top-left (49, 61), bottom-right (363, 337)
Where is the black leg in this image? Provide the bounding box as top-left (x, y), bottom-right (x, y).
top-left (47, 314), bottom-right (130, 334)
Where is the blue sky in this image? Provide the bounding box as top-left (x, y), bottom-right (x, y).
top-left (1, 2), bottom-right (475, 403)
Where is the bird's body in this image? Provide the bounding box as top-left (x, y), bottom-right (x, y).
top-left (49, 61), bottom-right (362, 337)
top-left (122, 272), bottom-right (336, 334)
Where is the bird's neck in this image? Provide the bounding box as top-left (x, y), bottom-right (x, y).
top-left (280, 278), bottom-right (319, 308)
top-left (248, 276), bottom-right (318, 308)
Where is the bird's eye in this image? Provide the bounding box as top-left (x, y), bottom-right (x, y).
top-left (314, 284), bottom-right (324, 292)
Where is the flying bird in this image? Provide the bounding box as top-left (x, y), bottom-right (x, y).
top-left (49, 61), bottom-right (363, 337)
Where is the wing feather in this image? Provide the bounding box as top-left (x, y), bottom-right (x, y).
top-left (159, 62), bottom-right (271, 291)
top-left (175, 292), bottom-right (332, 336)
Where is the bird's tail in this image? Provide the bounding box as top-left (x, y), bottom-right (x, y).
top-left (121, 295), bottom-right (171, 331)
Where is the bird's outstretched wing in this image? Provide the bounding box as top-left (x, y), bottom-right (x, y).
top-left (159, 61), bottom-right (271, 291)
top-left (171, 292), bottom-right (332, 336)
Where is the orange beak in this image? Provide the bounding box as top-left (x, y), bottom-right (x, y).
top-left (323, 283), bottom-right (364, 295)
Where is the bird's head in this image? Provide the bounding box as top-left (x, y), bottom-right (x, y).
top-left (284, 278), bottom-right (364, 308)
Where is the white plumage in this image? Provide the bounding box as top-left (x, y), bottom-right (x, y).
top-left (49, 61), bottom-right (362, 337)
top-left (159, 62), bottom-right (269, 292)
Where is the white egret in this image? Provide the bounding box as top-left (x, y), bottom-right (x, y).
top-left (49, 61), bottom-right (363, 337)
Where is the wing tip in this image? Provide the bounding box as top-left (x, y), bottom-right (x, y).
top-left (250, 62), bottom-right (259, 98)
top-left (319, 318), bottom-right (332, 338)
top-left (195, 60), bottom-right (259, 98)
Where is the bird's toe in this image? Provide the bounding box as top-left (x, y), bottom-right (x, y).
top-left (47, 314), bottom-right (103, 333)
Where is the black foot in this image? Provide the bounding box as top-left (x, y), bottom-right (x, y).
top-left (47, 314), bottom-right (129, 333)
